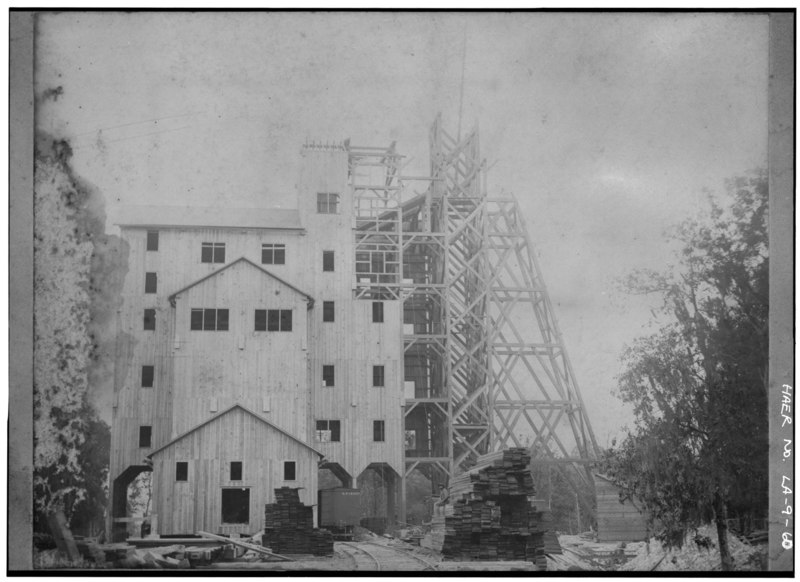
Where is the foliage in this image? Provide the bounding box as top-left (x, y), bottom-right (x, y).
top-left (33, 132), bottom-right (125, 532)
top-left (34, 138), bottom-right (96, 520)
top-left (604, 170), bottom-right (768, 569)
top-left (529, 443), bottom-right (596, 534)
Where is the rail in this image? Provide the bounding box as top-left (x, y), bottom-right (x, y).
top-left (337, 541), bottom-right (438, 571)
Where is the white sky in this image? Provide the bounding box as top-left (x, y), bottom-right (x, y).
top-left (35, 11), bottom-right (769, 445)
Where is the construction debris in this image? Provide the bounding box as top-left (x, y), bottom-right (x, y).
top-left (263, 487), bottom-right (335, 556)
top-left (434, 448), bottom-right (554, 568)
top-left (198, 530), bottom-right (294, 562)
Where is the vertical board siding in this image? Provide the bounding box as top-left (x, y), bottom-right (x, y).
top-left (113, 149), bottom-right (402, 532)
top-left (594, 476), bottom-right (649, 542)
top-left (152, 407), bottom-right (319, 535)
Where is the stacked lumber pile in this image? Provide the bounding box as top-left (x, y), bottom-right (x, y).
top-left (263, 487), bottom-right (334, 556)
top-left (440, 448), bottom-right (552, 568)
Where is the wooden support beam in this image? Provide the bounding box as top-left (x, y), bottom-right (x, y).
top-left (196, 531), bottom-right (294, 562)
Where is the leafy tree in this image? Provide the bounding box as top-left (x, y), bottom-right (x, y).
top-left (603, 170), bottom-right (768, 570)
top-left (33, 131), bottom-right (126, 536)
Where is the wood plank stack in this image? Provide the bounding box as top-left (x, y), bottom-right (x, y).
top-left (440, 448), bottom-right (551, 569)
top-left (263, 487), bottom-right (334, 556)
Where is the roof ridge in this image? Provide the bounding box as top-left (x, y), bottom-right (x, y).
top-left (147, 403), bottom-right (323, 459)
top-left (167, 257), bottom-right (315, 308)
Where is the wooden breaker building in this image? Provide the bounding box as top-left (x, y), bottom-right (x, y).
top-left (109, 116), bottom-right (601, 539)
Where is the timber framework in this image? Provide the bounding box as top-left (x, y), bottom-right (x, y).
top-left (107, 115), bottom-right (599, 539)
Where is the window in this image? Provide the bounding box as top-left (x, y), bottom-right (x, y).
top-left (322, 251), bottom-right (334, 272)
top-left (145, 272), bottom-right (157, 294)
top-left (256, 309), bottom-right (292, 332)
top-left (372, 302), bottom-right (384, 323)
top-left (280, 310), bottom-right (292, 332)
top-left (141, 365), bottom-right (154, 388)
top-left (139, 426), bottom-right (152, 448)
top-left (322, 365), bottom-right (335, 387)
top-left (143, 309), bottom-right (156, 330)
top-left (283, 461), bottom-right (296, 481)
top-left (190, 308), bottom-right (229, 331)
top-left (221, 488), bottom-right (250, 524)
top-left (261, 243), bottom-right (286, 265)
top-left (315, 420), bottom-right (341, 442)
top-left (201, 242), bottom-right (226, 263)
top-left (254, 309), bottom-right (266, 331)
top-left (176, 462), bottom-right (188, 481)
top-left (373, 365), bottom-right (385, 387)
top-left (373, 420), bottom-right (385, 442)
top-left (146, 230), bottom-right (159, 251)
top-left (230, 461), bottom-right (243, 481)
top-left (317, 192), bottom-right (340, 214)
top-left (322, 301), bottom-right (334, 322)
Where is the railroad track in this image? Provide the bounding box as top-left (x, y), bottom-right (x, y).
top-left (336, 541), bottom-right (438, 571)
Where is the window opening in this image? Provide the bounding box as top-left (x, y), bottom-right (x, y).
top-left (146, 230), bottom-right (159, 251)
top-left (221, 488), bottom-right (250, 524)
top-left (373, 420), bottom-right (385, 442)
top-left (145, 272), bottom-right (157, 294)
top-left (230, 461), bottom-right (243, 481)
top-left (139, 426), bottom-right (152, 448)
top-left (372, 302), bottom-right (384, 323)
top-left (141, 365), bottom-right (154, 388)
top-left (283, 461), bottom-right (296, 481)
top-left (373, 365), bottom-right (385, 387)
top-left (315, 420), bottom-right (341, 442)
top-left (262, 243), bottom-right (286, 265)
top-left (322, 301), bottom-right (334, 322)
top-left (190, 308), bottom-right (229, 331)
top-left (322, 251), bottom-right (335, 272)
top-left (176, 462), bottom-right (188, 481)
top-left (257, 309), bottom-right (292, 331)
top-left (322, 365), bottom-right (335, 387)
top-left (201, 242), bottom-right (226, 263)
top-left (317, 192), bottom-right (340, 214)
top-left (143, 309), bottom-right (156, 330)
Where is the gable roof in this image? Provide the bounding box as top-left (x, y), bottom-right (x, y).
top-left (147, 403), bottom-right (324, 459)
top-left (168, 257), bottom-right (314, 308)
top-left (114, 205), bottom-right (303, 231)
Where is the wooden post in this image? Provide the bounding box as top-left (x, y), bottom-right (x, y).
top-left (47, 510), bottom-right (81, 563)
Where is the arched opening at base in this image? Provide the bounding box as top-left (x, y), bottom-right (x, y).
top-left (109, 465), bottom-right (151, 542)
top-left (318, 461), bottom-right (353, 489)
top-left (403, 463), bottom-right (449, 525)
top-left (357, 463), bottom-right (400, 534)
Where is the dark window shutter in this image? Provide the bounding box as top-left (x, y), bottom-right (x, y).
top-left (144, 309), bottom-right (156, 330)
top-left (146, 231), bottom-right (159, 251)
top-left (280, 310), bottom-right (292, 332)
top-left (267, 310), bottom-right (280, 331)
top-left (214, 244), bottom-right (225, 263)
top-left (145, 272), bottom-right (157, 293)
top-left (217, 309), bottom-right (229, 331)
top-left (201, 243), bottom-right (213, 263)
top-left (141, 365), bottom-right (155, 388)
top-left (255, 309), bottom-right (267, 331)
top-left (139, 426), bottom-right (152, 447)
top-left (191, 309), bottom-right (204, 330)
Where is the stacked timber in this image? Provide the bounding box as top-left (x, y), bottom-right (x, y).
top-left (263, 487), bottom-right (334, 556)
top-left (440, 448), bottom-right (551, 569)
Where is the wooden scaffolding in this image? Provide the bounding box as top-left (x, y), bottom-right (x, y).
top-left (347, 116), bottom-right (600, 520)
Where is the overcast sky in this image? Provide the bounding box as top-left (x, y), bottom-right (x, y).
top-left (35, 12), bottom-right (769, 444)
